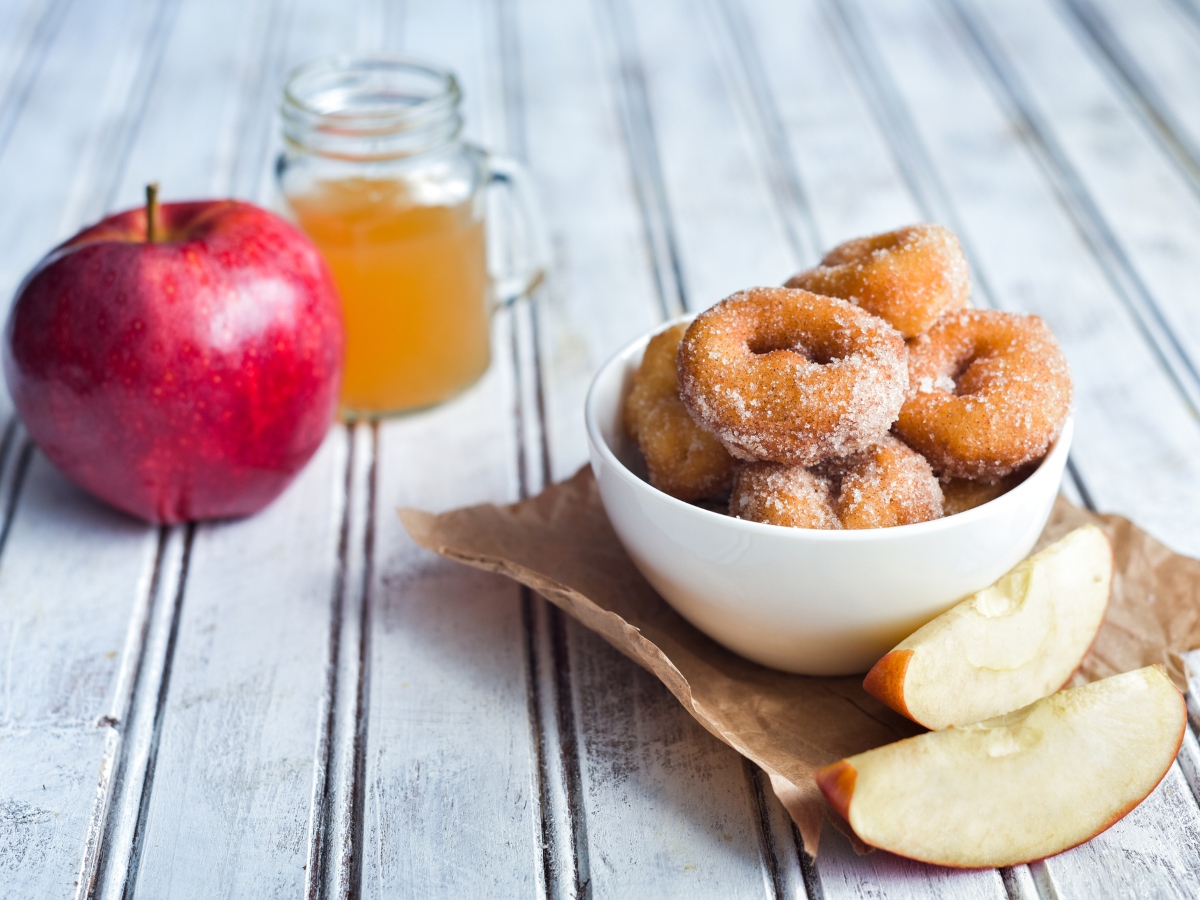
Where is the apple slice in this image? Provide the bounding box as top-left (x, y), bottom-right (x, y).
top-left (817, 666), bottom-right (1185, 867)
top-left (864, 525), bottom-right (1112, 730)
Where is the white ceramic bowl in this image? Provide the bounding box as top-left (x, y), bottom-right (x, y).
top-left (584, 321), bottom-right (1072, 676)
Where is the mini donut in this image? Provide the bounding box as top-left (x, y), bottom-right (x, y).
top-left (785, 224), bottom-right (970, 339)
top-left (731, 437), bottom-right (942, 530)
top-left (625, 322), bottom-right (736, 500)
top-left (730, 462), bottom-right (842, 529)
top-left (677, 287), bottom-right (908, 467)
top-left (824, 436), bottom-right (944, 529)
top-left (895, 309), bottom-right (1072, 481)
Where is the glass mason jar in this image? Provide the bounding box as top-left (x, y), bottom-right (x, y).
top-left (277, 56), bottom-right (546, 417)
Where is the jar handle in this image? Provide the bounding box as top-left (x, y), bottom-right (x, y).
top-left (484, 153), bottom-right (550, 308)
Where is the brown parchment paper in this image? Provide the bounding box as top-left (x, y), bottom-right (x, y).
top-left (399, 467), bottom-right (1200, 857)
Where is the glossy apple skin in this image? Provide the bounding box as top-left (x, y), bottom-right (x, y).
top-left (3, 200), bottom-right (344, 524)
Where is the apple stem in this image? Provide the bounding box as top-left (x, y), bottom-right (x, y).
top-left (145, 182), bottom-right (160, 244)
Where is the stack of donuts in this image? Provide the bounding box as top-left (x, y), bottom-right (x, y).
top-left (624, 223), bottom-right (1073, 530)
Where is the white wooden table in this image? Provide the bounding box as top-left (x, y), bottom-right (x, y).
top-left (5, 0), bottom-right (1200, 896)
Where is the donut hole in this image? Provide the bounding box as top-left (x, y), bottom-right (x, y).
top-left (951, 352), bottom-right (1007, 397)
top-left (746, 334), bottom-right (842, 366)
top-left (747, 334), bottom-right (803, 356)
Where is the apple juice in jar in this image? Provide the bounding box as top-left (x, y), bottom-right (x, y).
top-left (288, 176), bottom-right (488, 413)
top-left (278, 57), bottom-right (541, 416)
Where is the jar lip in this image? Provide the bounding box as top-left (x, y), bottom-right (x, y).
top-left (283, 54), bottom-right (460, 120)
top-left (281, 55), bottom-right (463, 158)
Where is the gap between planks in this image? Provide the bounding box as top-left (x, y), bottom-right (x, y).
top-left (497, 0), bottom-right (592, 894)
top-left (82, 526), bottom-right (192, 900)
top-left (305, 424), bottom-right (374, 900)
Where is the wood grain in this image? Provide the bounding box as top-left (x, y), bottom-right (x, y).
top-left (0, 456), bottom-right (159, 897)
top-left (815, 821), bottom-right (1008, 900)
top-left (359, 321), bottom-right (545, 897)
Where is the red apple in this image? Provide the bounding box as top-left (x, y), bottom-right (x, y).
top-left (3, 192), bottom-right (344, 524)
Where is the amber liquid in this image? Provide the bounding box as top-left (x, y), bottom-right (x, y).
top-left (289, 178), bottom-right (490, 414)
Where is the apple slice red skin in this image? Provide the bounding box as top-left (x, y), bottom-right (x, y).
top-left (814, 686), bottom-right (1186, 868)
top-left (3, 200), bottom-right (345, 524)
top-left (861, 649), bottom-right (914, 721)
top-left (864, 611), bottom-right (1108, 727)
top-left (817, 759), bottom-right (856, 823)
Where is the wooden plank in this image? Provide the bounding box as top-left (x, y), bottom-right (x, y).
top-left (512, 0), bottom-right (716, 885)
top-left (1026, 767), bottom-right (1200, 899)
top-left (751, 763), bottom-right (809, 900)
top-left (124, 436), bottom-right (346, 898)
top-left (714, 0), bottom-right (918, 255)
top-left (1060, 0), bottom-right (1200, 192)
top-left (0, 0), bottom-right (74, 189)
top-left (814, 821), bottom-right (1008, 900)
top-left (86, 526), bottom-right (188, 900)
top-left (109, 0), bottom-right (274, 203)
top-left (618, 0), bottom-right (796, 306)
top-left (359, 323), bottom-right (545, 897)
top-left (516, 0), bottom-right (663, 483)
top-left (564, 635), bottom-right (776, 899)
top-left (52, 0), bottom-right (184, 252)
top-left (346, 3), bottom-right (549, 897)
top-left (955, 0), bottom-right (1200, 441)
top-left (0, 454), bottom-right (160, 897)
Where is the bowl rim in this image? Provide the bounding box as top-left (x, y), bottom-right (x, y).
top-left (584, 315), bottom-right (1074, 543)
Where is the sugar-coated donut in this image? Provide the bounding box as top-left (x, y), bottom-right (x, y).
top-left (625, 322), bottom-right (736, 500)
top-left (678, 287), bottom-right (908, 467)
top-left (729, 463), bottom-right (842, 529)
top-left (786, 224), bottom-right (970, 339)
top-left (895, 309), bottom-right (1072, 481)
top-left (824, 436), bottom-right (944, 529)
top-left (731, 437), bottom-right (942, 530)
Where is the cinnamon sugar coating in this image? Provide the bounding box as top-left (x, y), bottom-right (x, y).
top-left (826, 436), bottom-right (944, 529)
top-left (624, 322), bottom-right (736, 500)
top-left (731, 436), bottom-right (942, 530)
top-left (730, 463), bottom-right (842, 529)
top-left (786, 223), bottom-right (970, 339)
top-left (895, 310), bottom-right (1072, 481)
top-left (677, 287), bottom-right (908, 467)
